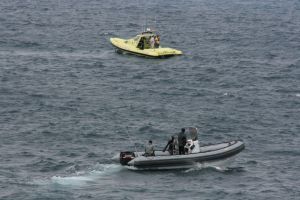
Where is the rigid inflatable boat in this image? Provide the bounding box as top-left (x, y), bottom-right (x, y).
top-left (119, 128), bottom-right (245, 170)
top-left (110, 29), bottom-right (182, 58)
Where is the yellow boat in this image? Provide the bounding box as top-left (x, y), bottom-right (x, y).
top-left (110, 30), bottom-right (182, 58)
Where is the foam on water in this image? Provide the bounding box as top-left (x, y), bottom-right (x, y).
top-left (184, 157), bottom-right (237, 173)
top-left (51, 175), bottom-right (93, 186)
top-left (184, 163), bottom-right (228, 173)
top-left (47, 164), bottom-right (122, 187)
top-left (89, 163), bottom-right (123, 175)
top-left (111, 153), bottom-right (120, 163)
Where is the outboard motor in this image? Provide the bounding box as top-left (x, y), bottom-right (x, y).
top-left (120, 151), bottom-right (135, 165)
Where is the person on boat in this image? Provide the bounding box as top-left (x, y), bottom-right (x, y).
top-left (154, 35), bottom-right (160, 48)
top-left (172, 135), bottom-right (179, 155)
top-left (163, 136), bottom-right (174, 155)
top-left (144, 140), bottom-right (155, 157)
top-left (150, 36), bottom-right (155, 49)
top-left (178, 128), bottom-right (187, 155)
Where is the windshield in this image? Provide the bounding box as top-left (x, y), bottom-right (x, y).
top-left (185, 127), bottom-right (198, 141)
top-left (133, 36), bottom-right (140, 42)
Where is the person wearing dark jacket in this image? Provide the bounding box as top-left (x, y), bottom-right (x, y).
top-left (163, 136), bottom-right (174, 155)
top-left (178, 128), bottom-right (187, 155)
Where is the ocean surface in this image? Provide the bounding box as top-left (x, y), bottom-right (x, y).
top-left (0, 0), bottom-right (299, 199)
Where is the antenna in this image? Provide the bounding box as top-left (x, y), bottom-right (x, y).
top-left (154, 16), bottom-right (157, 31)
top-left (119, 97), bottom-right (140, 157)
top-left (125, 126), bottom-right (139, 156)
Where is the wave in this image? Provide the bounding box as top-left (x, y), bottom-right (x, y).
top-left (51, 175), bottom-right (93, 186)
top-left (264, 149), bottom-right (300, 157)
top-left (183, 163), bottom-right (228, 173)
top-left (183, 162), bottom-right (245, 174)
top-left (183, 157), bottom-right (245, 173)
top-left (0, 49), bottom-right (113, 60)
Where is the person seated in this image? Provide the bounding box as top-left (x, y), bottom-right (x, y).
top-left (144, 140), bottom-right (155, 157)
top-left (163, 136), bottom-right (174, 155)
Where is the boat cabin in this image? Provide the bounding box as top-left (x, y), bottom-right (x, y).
top-left (135, 31), bottom-right (160, 50)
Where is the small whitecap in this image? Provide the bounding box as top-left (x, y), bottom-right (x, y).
top-left (223, 92), bottom-right (228, 96)
top-left (51, 175), bottom-right (93, 186)
top-left (30, 178), bottom-right (49, 186)
top-left (212, 166), bottom-right (227, 172)
top-left (111, 153), bottom-right (120, 162)
top-left (90, 163), bottom-right (122, 175)
top-left (47, 164), bottom-right (122, 187)
top-left (296, 94), bottom-right (300, 97)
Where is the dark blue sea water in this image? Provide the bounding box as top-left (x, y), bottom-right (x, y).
top-left (0, 0), bottom-right (300, 199)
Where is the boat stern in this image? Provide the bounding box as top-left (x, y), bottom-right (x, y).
top-left (120, 151), bottom-right (135, 165)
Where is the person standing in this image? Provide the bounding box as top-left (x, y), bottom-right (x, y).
top-left (163, 136), bottom-right (174, 155)
top-left (154, 35), bottom-right (160, 48)
top-left (178, 128), bottom-right (187, 155)
top-left (150, 36), bottom-right (155, 48)
top-left (172, 135), bottom-right (179, 155)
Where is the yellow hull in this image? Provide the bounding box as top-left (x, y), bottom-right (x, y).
top-left (110, 37), bottom-right (182, 58)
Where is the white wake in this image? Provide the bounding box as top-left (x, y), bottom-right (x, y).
top-left (49, 163), bottom-right (122, 187)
